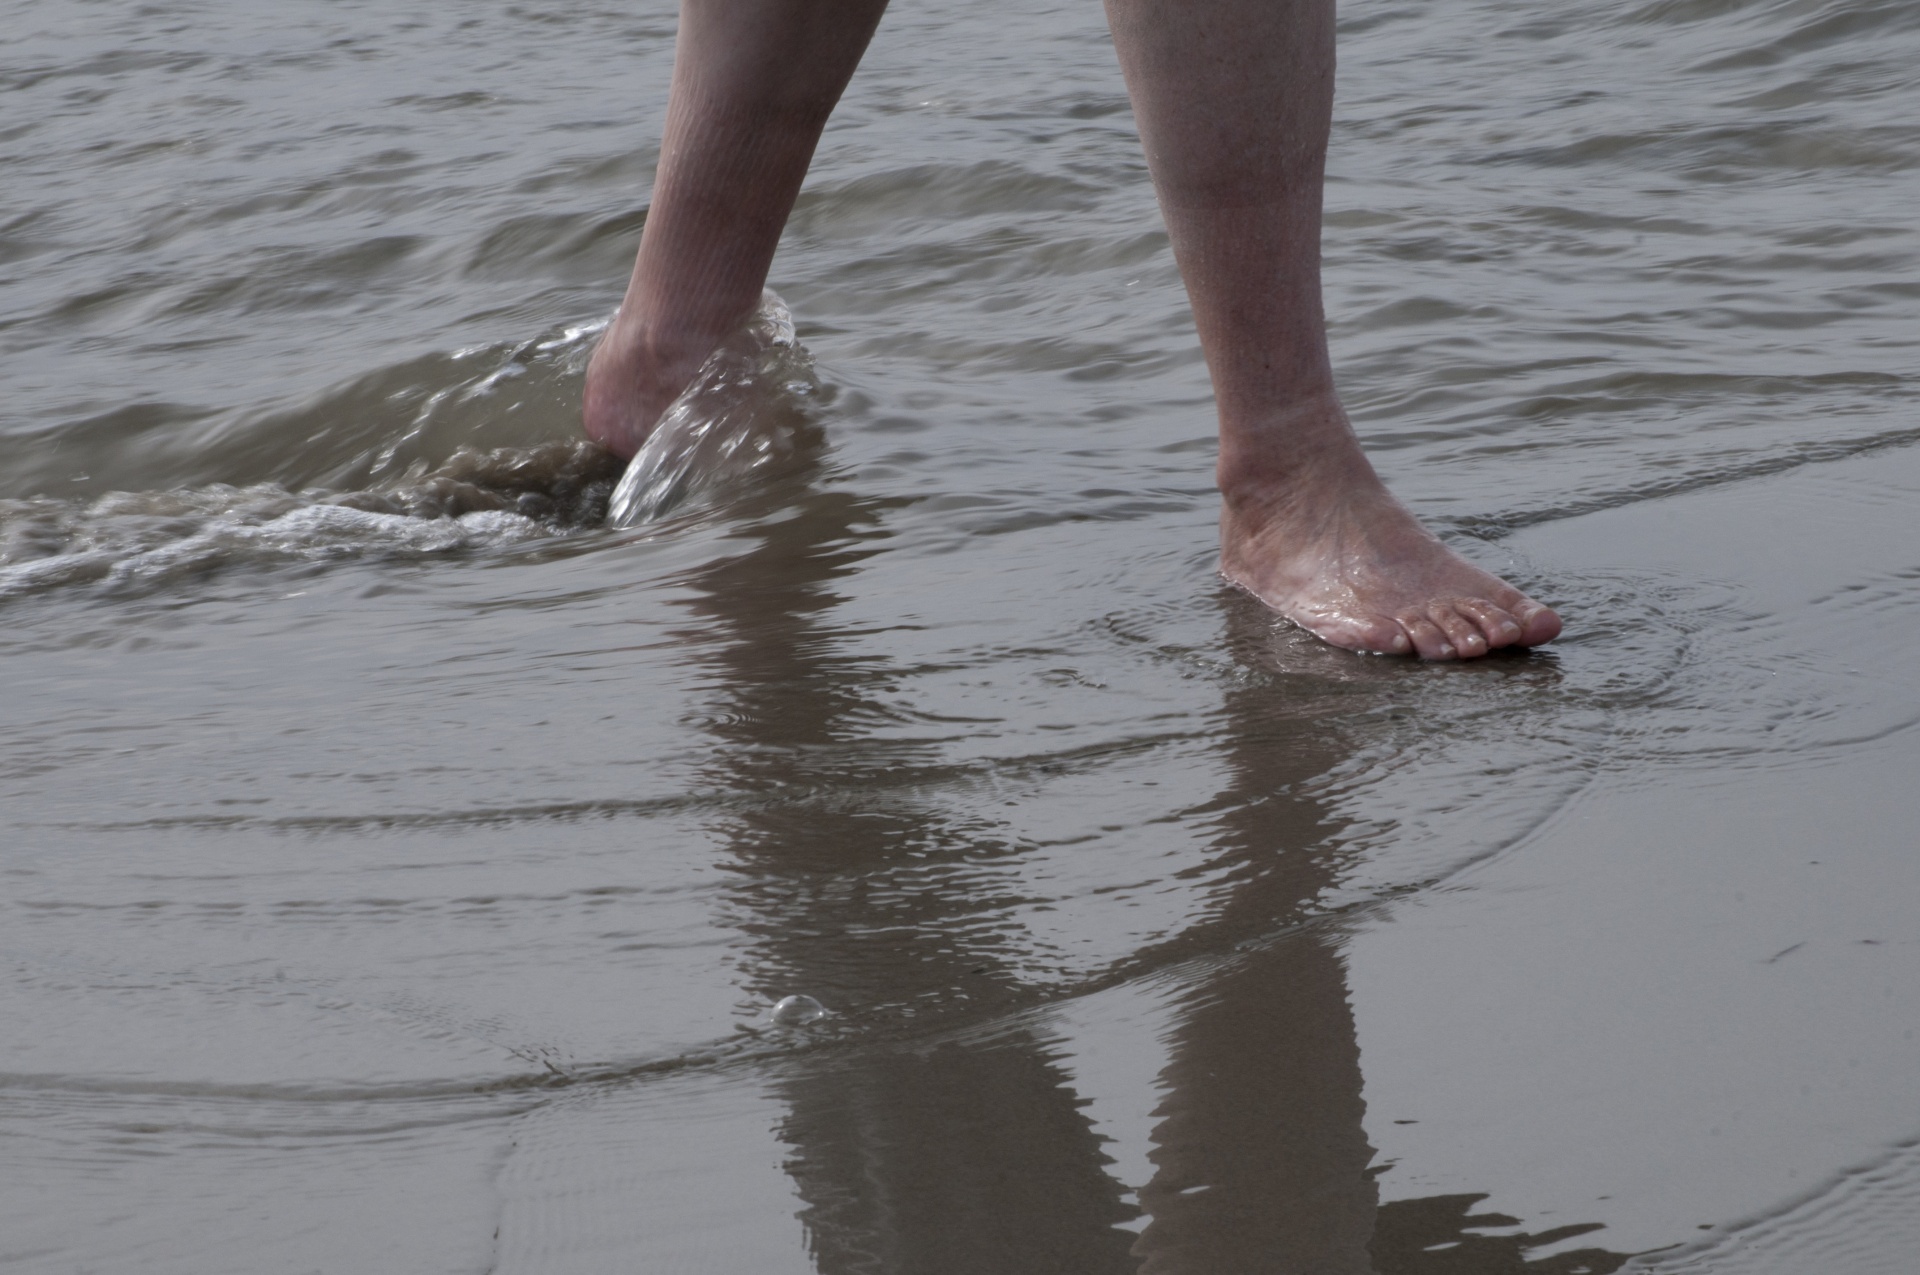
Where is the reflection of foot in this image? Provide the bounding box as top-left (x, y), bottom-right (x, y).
top-left (582, 320), bottom-right (714, 461)
top-left (1218, 399), bottom-right (1562, 660)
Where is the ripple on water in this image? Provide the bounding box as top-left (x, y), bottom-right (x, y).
top-left (1632, 1135), bottom-right (1920, 1275)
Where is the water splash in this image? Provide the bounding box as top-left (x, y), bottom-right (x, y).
top-left (0, 294), bottom-right (821, 602)
top-left (0, 441), bottom-right (625, 603)
top-left (607, 291), bottom-right (822, 528)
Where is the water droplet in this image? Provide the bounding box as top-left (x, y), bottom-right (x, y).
top-left (769, 994), bottom-right (827, 1026)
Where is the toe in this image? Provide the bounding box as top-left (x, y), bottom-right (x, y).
top-left (1356, 618), bottom-right (1413, 656)
top-left (1308, 614), bottom-right (1412, 655)
top-left (1455, 598), bottom-right (1525, 651)
top-left (1429, 603), bottom-right (1487, 659)
top-left (1513, 601), bottom-right (1563, 646)
top-left (1398, 613), bottom-right (1457, 661)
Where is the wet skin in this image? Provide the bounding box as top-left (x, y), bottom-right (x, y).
top-left (1216, 393), bottom-right (1562, 659)
top-left (585, 0), bottom-right (1563, 661)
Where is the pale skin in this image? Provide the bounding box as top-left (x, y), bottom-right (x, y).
top-left (584, 0), bottom-right (1563, 660)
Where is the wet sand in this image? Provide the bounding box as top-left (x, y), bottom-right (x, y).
top-left (5, 0), bottom-right (1920, 1271)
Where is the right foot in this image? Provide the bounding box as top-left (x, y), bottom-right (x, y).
top-left (1218, 400), bottom-right (1561, 660)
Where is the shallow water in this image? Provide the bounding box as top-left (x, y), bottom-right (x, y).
top-left (4, 0), bottom-right (1920, 1271)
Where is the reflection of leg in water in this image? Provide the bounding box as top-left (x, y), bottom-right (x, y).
top-left (782, 1043), bottom-right (1141, 1274)
top-left (661, 507), bottom-right (1598, 1270)
top-left (583, 0), bottom-right (887, 459)
top-left (1134, 597), bottom-right (1628, 1274)
top-left (1138, 931), bottom-right (1378, 1275)
top-left (1102, 0), bottom-right (1559, 659)
top-left (678, 493), bottom-right (1137, 1274)
top-left (1370, 1195), bottom-right (1629, 1275)
top-left (1127, 625), bottom-right (1377, 1274)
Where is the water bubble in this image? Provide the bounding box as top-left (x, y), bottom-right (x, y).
top-left (769, 994), bottom-right (827, 1027)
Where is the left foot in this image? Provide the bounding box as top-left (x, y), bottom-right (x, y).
top-left (1218, 399), bottom-right (1561, 660)
top-left (582, 317), bottom-right (718, 460)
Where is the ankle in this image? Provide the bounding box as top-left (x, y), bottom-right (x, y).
top-left (1214, 393), bottom-right (1381, 511)
top-left (583, 317), bottom-right (708, 457)
top-left (598, 309), bottom-right (717, 379)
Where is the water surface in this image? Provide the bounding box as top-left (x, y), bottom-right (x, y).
top-left (4, 0), bottom-right (1920, 1270)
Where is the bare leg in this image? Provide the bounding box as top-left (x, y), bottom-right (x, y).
top-left (583, 0), bottom-right (888, 458)
top-left (1104, 0), bottom-right (1560, 659)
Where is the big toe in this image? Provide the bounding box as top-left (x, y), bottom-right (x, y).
top-left (1515, 601), bottom-right (1562, 646)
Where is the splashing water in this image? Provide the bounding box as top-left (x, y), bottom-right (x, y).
top-left (0, 294), bottom-right (820, 604)
top-left (607, 291), bottom-right (822, 529)
top-left (0, 439), bottom-right (627, 604)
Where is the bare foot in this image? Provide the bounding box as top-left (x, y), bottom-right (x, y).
top-left (582, 317), bottom-right (716, 461)
top-left (1218, 403), bottom-right (1561, 660)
